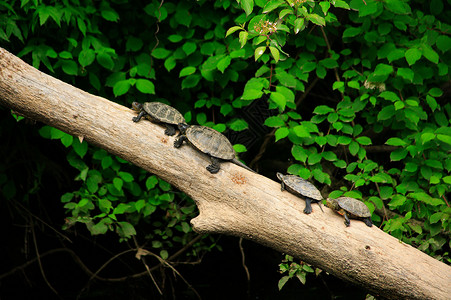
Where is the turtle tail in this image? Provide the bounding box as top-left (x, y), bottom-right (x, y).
top-left (317, 201), bottom-right (324, 213)
top-left (232, 158), bottom-right (257, 173)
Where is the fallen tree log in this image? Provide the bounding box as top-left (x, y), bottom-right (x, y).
top-left (1, 47), bottom-right (450, 299)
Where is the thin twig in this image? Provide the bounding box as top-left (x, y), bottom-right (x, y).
top-left (139, 249), bottom-right (202, 300)
top-left (30, 217), bottom-right (61, 298)
top-left (319, 27), bottom-right (340, 83)
top-left (133, 236), bottom-right (163, 295)
top-left (14, 200), bottom-right (72, 243)
top-left (239, 238), bottom-right (251, 298)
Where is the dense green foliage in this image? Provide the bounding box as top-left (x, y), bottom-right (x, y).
top-left (1, 0), bottom-right (450, 295)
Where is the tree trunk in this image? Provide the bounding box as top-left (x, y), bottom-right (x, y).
top-left (0, 47), bottom-right (450, 299)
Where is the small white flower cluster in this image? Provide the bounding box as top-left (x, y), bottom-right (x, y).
top-left (364, 80), bottom-right (386, 92)
top-left (255, 20), bottom-right (278, 35)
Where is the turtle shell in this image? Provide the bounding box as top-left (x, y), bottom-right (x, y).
top-left (278, 174), bottom-right (322, 201)
top-left (335, 197), bottom-right (371, 218)
top-left (185, 125), bottom-right (235, 160)
top-left (142, 102), bottom-right (185, 125)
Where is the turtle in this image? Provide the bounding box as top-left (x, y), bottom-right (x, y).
top-left (132, 101), bottom-right (185, 136)
top-left (174, 123), bottom-right (255, 174)
top-left (326, 197), bottom-right (372, 227)
top-left (276, 173), bottom-right (324, 214)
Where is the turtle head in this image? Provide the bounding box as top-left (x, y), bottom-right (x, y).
top-left (177, 123), bottom-right (189, 134)
top-left (326, 198), bottom-right (339, 210)
top-left (276, 172), bottom-right (284, 181)
top-left (131, 102), bottom-right (143, 111)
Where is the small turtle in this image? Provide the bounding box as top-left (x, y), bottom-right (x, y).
top-left (326, 197), bottom-right (372, 227)
top-left (174, 123), bottom-right (255, 174)
top-left (132, 101), bottom-right (185, 136)
top-left (276, 173), bottom-right (324, 214)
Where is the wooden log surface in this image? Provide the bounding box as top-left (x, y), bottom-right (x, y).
top-left (1, 47), bottom-right (450, 299)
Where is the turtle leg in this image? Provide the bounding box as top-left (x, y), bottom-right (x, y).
top-left (174, 135), bottom-right (187, 148)
top-left (133, 111), bottom-right (147, 122)
top-left (363, 217), bottom-right (373, 227)
top-left (164, 124), bottom-right (177, 136)
top-left (303, 197), bottom-right (313, 214)
top-left (280, 182), bottom-right (285, 192)
top-left (344, 212), bottom-right (351, 227)
top-left (206, 157), bottom-right (220, 174)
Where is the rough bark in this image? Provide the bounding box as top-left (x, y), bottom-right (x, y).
top-left (1, 47), bottom-right (450, 299)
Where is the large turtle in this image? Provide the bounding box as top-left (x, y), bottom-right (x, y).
top-left (326, 197), bottom-right (372, 227)
top-left (174, 123), bottom-right (255, 174)
top-left (132, 101), bottom-right (185, 136)
top-left (276, 173), bottom-right (324, 214)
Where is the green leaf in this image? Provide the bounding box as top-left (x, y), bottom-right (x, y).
top-left (313, 105), bottom-right (334, 115)
top-left (306, 14), bottom-right (325, 26)
top-left (62, 60), bottom-right (78, 75)
top-left (379, 91), bottom-right (400, 102)
top-left (390, 148), bottom-right (408, 161)
top-left (397, 68), bottom-right (414, 82)
top-left (437, 134), bottom-right (451, 146)
top-left (292, 145), bottom-right (308, 162)
top-left (242, 89), bottom-right (262, 100)
top-left (217, 56), bottom-right (231, 73)
top-left (225, 26), bottom-right (243, 37)
top-left (179, 66), bottom-right (196, 77)
top-left (119, 171), bottom-right (134, 182)
top-left (264, 116), bottom-right (285, 127)
top-left (255, 46), bottom-right (266, 61)
top-left (349, 141), bottom-right (359, 156)
top-left (421, 44), bottom-right (439, 64)
top-left (181, 75), bottom-right (201, 89)
top-left (151, 48), bottom-right (171, 59)
top-left (278, 276), bottom-right (290, 290)
top-left (270, 92), bottom-right (286, 111)
top-left (337, 136), bottom-right (352, 145)
top-left (426, 95), bottom-right (437, 112)
top-left (168, 34), bottom-right (183, 42)
top-left (239, 31), bottom-right (249, 48)
top-left (384, 0), bottom-right (411, 14)
top-left (275, 127), bottom-right (289, 142)
top-left (101, 9), bottom-right (120, 22)
top-left (229, 119), bottom-right (248, 131)
top-left (421, 132), bottom-right (435, 144)
top-left (113, 177), bottom-right (123, 191)
top-left (294, 18), bottom-right (305, 34)
top-left (269, 47), bottom-right (280, 63)
top-left (377, 105), bottom-right (395, 121)
top-left (308, 153), bottom-right (322, 165)
top-left (241, 0), bottom-right (254, 16)
top-left (126, 36), bottom-right (143, 52)
top-left (97, 52), bottom-right (114, 70)
top-left (113, 80), bottom-right (131, 97)
top-left (343, 27), bottom-right (361, 38)
top-left (117, 222), bottom-right (136, 238)
top-left (405, 48), bottom-right (422, 65)
top-left (428, 88), bottom-right (443, 98)
top-left (135, 79), bottom-right (155, 94)
top-left (293, 125), bottom-right (310, 138)
top-left (231, 144), bottom-right (246, 154)
top-left (263, 0), bottom-right (284, 13)
top-left (436, 35), bottom-right (451, 52)
top-left (78, 49), bottom-right (95, 67)
top-left (385, 137), bottom-right (406, 146)
top-left (182, 42), bottom-right (197, 56)
top-left (356, 136), bottom-right (372, 145)
top-left (164, 56), bottom-right (176, 72)
top-left (333, 0), bottom-right (350, 9)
